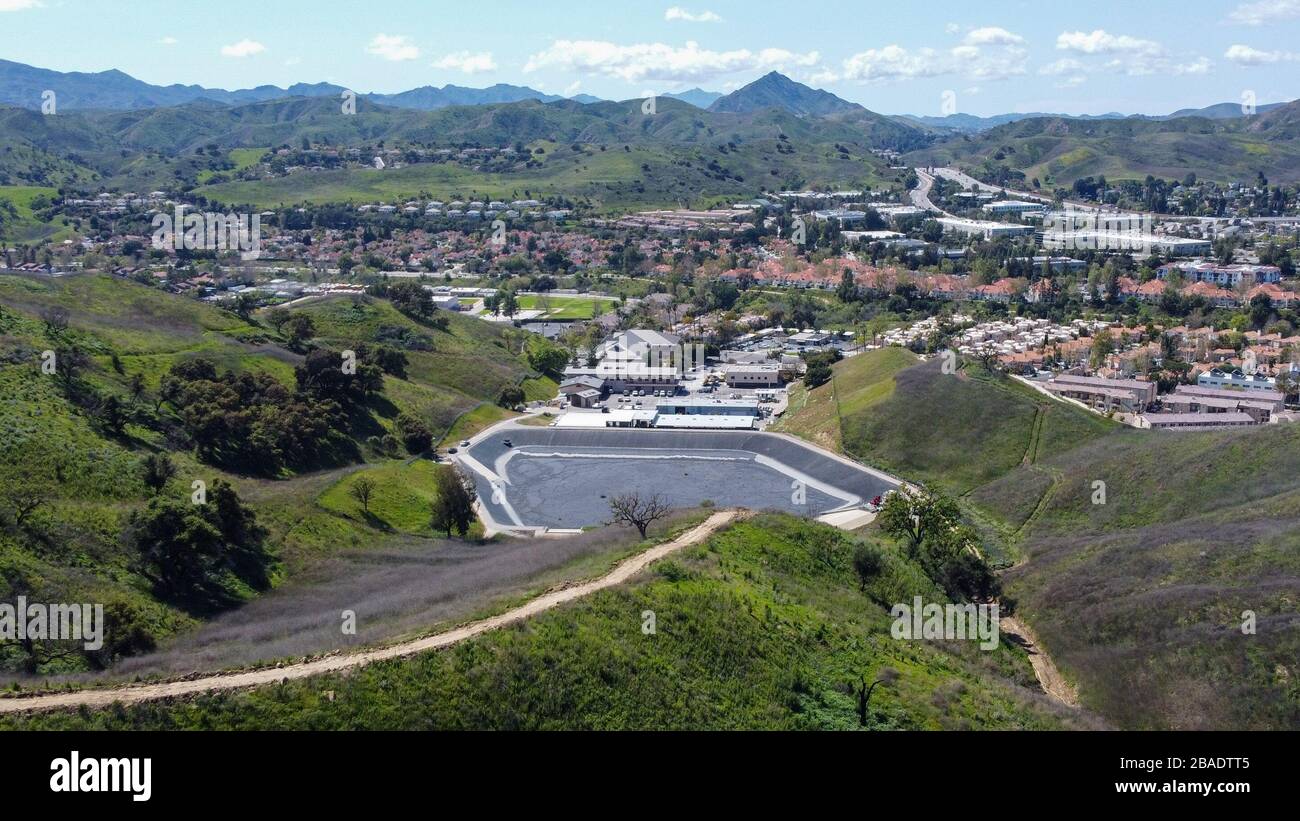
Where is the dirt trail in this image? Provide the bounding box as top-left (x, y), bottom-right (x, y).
top-left (1000, 615), bottom-right (1080, 707)
top-left (0, 510), bottom-right (741, 714)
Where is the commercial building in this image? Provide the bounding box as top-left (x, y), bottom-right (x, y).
top-left (937, 218), bottom-right (1034, 239)
top-left (986, 200), bottom-right (1047, 216)
top-left (724, 364), bottom-right (783, 388)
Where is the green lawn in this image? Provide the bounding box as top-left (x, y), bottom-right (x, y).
top-left (317, 459), bottom-right (484, 539)
top-left (516, 294), bottom-right (613, 320)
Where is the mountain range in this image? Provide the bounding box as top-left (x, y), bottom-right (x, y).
top-left (903, 101), bottom-right (1291, 133)
top-left (8, 59), bottom-right (1288, 127)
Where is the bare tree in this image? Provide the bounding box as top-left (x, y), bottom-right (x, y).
top-left (855, 668), bottom-right (899, 728)
top-left (608, 492), bottom-right (671, 539)
top-left (40, 306), bottom-right (70, 335)
top-left (349, 476), bottom-right (377, 513)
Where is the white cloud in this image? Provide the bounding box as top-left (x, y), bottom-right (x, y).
top-left (1056, 30), bottom-right (1212, 76)
top-left (665, 6), bottom-right (722, 23)
top-left (832, 29), bottom-right (1027, 84)
top-left (431, 51), bottom-right (497, 74)
top-left (963, 27), bottom-right (1024, 46)
top-left (1225, 43), bottom-right (1299, 64)
top-left (283, 57), bottom-right (302, 67)
top-left (1056, 30), bottom-right (1162, 56)
top-left (220, 39), bottom-right (266, 58)
top-left (944, 22), bottom-right (960, 35)
top-left (563, 80), bottom-right (582, 96)
top-left (524, 40), bottom-right (818, 83)
top-left (366, 34), bottom-right (419, 62)
top-left (0, 0), bottom-right (41, 11)
top-left (1039, 58), bottom-right (1084, 75)
top-left (1228, 0), bottom-right (1300, 25)
top-left (158, 36), bottom-right (178, 46)
top-left (836, 45), bottom-right (949, 83)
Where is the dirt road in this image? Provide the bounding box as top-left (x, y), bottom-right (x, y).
top-left (0, 510), bottom-right (741, 714)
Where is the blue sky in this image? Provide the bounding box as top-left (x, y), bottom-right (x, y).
top-left (2, 0), bottom-right (1298, 115)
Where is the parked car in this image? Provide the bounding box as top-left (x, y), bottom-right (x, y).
top-left (460, 440), bottom-right (470, 448)
top-left (503, 438), bottom-right (513, 448)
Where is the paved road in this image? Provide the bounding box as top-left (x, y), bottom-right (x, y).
top-left (910, 168), bottom-right (950, 216)
top-left (0, 511), bottom-right (742, 713)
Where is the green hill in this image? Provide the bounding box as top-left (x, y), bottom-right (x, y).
top-left (0, 273), bottom-right (551, 677)
top-left (0, 94), bottom-right (920, 206)
top-left (776, 348), bottom-right (1300, 729)
top-left (908, 101), bottom-right (1300, 187)
top-left (970, 425), bottom-right (1300, 729)
top-left (0, 514), bottom-right (1100, 730)
top-left (780, 350), bottom-right (1115, 497)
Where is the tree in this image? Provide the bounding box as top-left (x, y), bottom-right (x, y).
top-left (877, 484), bottom-right (962, 559)
top-left (96, 393), bottom-right (127, 434)
top-left (41, 306), bottom-right (70, 335)
top-left (430, 466), bottom-right (477, 537)
top-left (265, 307), bottom-right (290, 332)
top-left (526, 339), bottom-right (570, 377)
top-left (836, 269), bottom-right (858, 304)
top-left (497, 385), bottom-right (526, 408)
top-left (852, 544), bottom-right (884, 591)
top-left (0, 475), bottom-right (51, 528)
top-left (500, 289), bottom-right (519, 318)
top-left (128, 480), bottom-right (271, 611)
top-left (854, 668), bottom-right (899, 728)
top-left (349, 476), bottom-right (377, 513)
top-left (386, 281), bottom-right (434, 318)
top-left (608, 492), bottom-right (671, 539)
top-left (804, 362), bottom-right (832, 389)
top-left (1090, 329), bottom-right (1115, 368)
top-left (282, 313), bottom-right (316, 350)
top-left (395, 413), bottom-right (433, 455)
top-left (140, 453), bottom-right (177, 495)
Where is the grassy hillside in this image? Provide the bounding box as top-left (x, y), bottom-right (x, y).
top-left (909, 103), bottom-right (1300, 187)
top-left (0, 274), bottom-right (551, 677)
top-left (969, 425), bottom-right (1300, 729)
top-left (0, 514), bottom-right (1100, 730)
top-left (773, 346), bottom-right (918, 452)
top-left (0, 185), bottom-right (73, 242)
top-left (776, 345), bottom-right (1299, 729)
top-left (780, 350), bottom-right (1115, 496)
top-left (2, 95), bottom-right (914, 207)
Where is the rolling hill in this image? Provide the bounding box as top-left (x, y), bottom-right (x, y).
top-left (776, 349), bottom-right (1300, 729)
top-left (0, 273), bottom-right (552, 679)
top-left (907, 100), bottom-right (1300, 186)
top-left (0, 81), bottom-right (929, 203)
top-left (0, 513), bottom-right (1101, 730)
